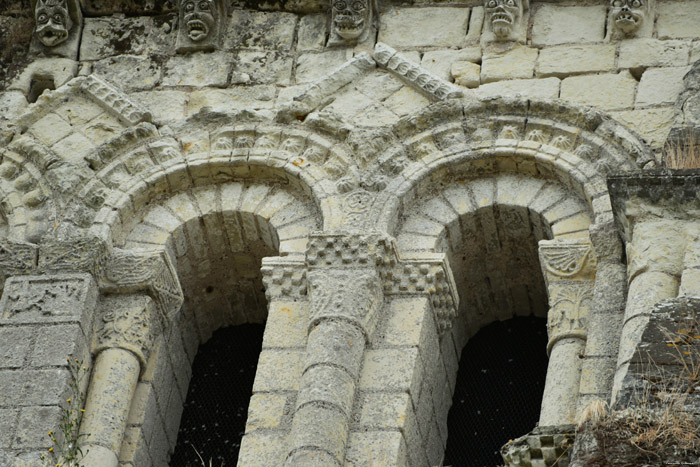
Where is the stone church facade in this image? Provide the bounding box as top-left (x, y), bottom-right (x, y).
top-left (0, 0), bottom-right (699, 466)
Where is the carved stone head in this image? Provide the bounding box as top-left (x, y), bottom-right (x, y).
top-left (329, 0), bottom-right (373, 45)
top-left (34, 0), bottom-right (72, 47)
top-left (176, 0), bottom-right (227, 53)
top-left (608, 0), bottom-right (651, 37)
top-left (484, 0), bottom-right (527, 41)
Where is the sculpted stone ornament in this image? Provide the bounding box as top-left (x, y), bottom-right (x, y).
top-left (483, 0), bottom-right (529, 44)
top-left (176, 0), bottom-right (228, 53)
top-left (329, 0), bottom-right (374, 46)
top-left (606, 0), bottom-right (654, 40)
top-left (30, 0), bottom-right (82, 59)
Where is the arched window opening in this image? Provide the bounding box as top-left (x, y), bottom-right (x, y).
top-left (443, 316), bottom-right (548, 466)
top-left (170, 323), bottom-right (265, 466)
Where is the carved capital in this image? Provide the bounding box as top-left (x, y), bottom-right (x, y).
top-left (261, 256), bottom-right (307, 301)
top-left (96, 294), bottom-right (158, 368)
top-left (100, 248), bottom-right (184, 322)
top-left (307, 268), bottom-right (383, 340)
top-left (539, 239), bottom-right (597, 352)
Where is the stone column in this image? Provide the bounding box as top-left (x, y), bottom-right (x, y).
top-left (79, 294), bottom-right (159, 467)
top-left (285, 233), bottom-right (389, 467)
top-left (538, 239), bottom-right (597, 426)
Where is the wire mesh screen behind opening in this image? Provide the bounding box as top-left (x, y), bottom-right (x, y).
top-left (444, 316), bottom-right (549, 466)
top-left (171, 323), bottom-right (264, 466)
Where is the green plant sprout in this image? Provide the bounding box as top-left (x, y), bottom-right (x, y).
top-left (41, 358), bottom-right (90, 467)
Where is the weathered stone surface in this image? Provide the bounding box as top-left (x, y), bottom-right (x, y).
top-left (226, 10), bottom-right (297, 51)
top-left (610, 107), bottom-right (676, 149)
top-left (657, 1), bottom-right (700, 39)
top-left (420, 47), bottom-right (481, 82)
top-left (481, 46), bottom-right (537, 83)
top-left (378, 7), bottom-right (470, 48)
top-left (232, 50), bottom-right (293, 85)
top-left (295, 49), bottom-right (353, 84)
top-left (619, 38), bottom-right (691, 69)
top-left (636, 66), bottom-right (692, 107)
top-left (476, 77), bottom-right (560, 100)
top-left (130, 90), bottom-right (187, 123)
top-left (451, 60), bottom-right (481, 88)
top-left (297, 13), bottom-right (326, 51)
top-left (561, 71), bottom-right (637, 110)
top-left (93, 55), bottom-right (161, 92)
top-left (537, 44), bottom-right (616, 78)
top-left (162, 52), bottom-right (231, 87)
top-left (531, 5), bottom-right (607, 46)
top-left (188, 85), bottom-right (276, 114)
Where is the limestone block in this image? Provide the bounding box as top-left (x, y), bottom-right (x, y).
top-left (476, 77), bottom-right (560, 100)
top-left (0, 91), bottom-right (27, 122)
top-left (692, 42), bottom-right (700, 64)
top-left (609, 107), bottom-right (675, 149)
top-left (481, 46), bottom-right (537, 83)
top-left (351, 103), bottom-right (400, 127)
top-left (188, 86), bottom-right (276, 114)
top-left (346, 431), bottom-right (408, 467)
top-left (130, 90), bottom-right (187, 123)
top-left (232, 50), bottom-right (293, 85)
top-left (163, 52), bottom-right (231, 87)
top-left (376, 297), bottom-right (433, 348)
top-left (119, 426), bottom-right (151, 466)
top-left (0, 369), bottom-right (68, 405)
top-left (52, 131), bottom-right (95, 165)
top-left (261, 301), bottom-right (309, 348)
top-left (420, 47), bottom-right (482, 82)
top-left (245, 393), bottom-right (288, 432)
top-left (297, 13), bottom-right (327, 50)
top-left (680, 268), bottom-right (700, 296)
top-left (30, 324), bottom-right (86, 368)
top-left (560, 71), bottom-right (636, 111)
top-left (14, 406), bottom-right (61, 449)
top-left (353, 72), bottom-right (404, 101)
top-left (383, 86), bottom-right (430, 117)
top-left (0, 408), bottom-right (17, 448)
top-left (252, 349), bottom-right (304, 391)
top-left (225, 10), bottom-right (297, 51)
top-left (0, 326), bottom-right (32, 369)
top-left (359, 348), bottom-right (423, 405)
top-left (619, 39), bottom-right (691, 69)
top-left (378, 7), bottom-right (470, 48)
top-left (29, 112), bottom-right (72, 146)
top-left (531, 5), bottom-right (607, 46)
top-left (80, 17), bottom-right (149, 60)
top-left (537, 44), bottom-right (616, 78)
top-left (636, 66), bottom-right (692, 107)
top-left (657, 1), bottom-right (700, 39)
top-left (451, 61), bottom-right (481, 88)
top-left (93, 55), bottom-right (161, 92)
top-left (295, 49), bottom-right (353, 84)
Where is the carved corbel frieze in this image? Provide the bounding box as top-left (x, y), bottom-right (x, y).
top-left (100, 248), bottom-right (184, 323)
top-left (539, 239), bottom-right (598, 354)
top-left (30, 0), bottom-right (82, 59)
top-left (176, 0), bottom-right (229, 53)
top-left (328, 0), bottom-right (374, 46)
top-left (79, 75), bottom-right (152, 126)
top-left (606, 0), bottom-right (655, 40)
top-left (482, 0), bottom-right (529, 45)
top-left (95, 294), bottom-right (159, 368)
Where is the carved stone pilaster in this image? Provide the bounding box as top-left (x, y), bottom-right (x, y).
top-left (100, 248), bottom-right (184, 322)
top-left (95, 294), bottom-right (158, 368)
top-left (539, 239), bottom-right (597, 353)
top-left (30, 0), bottom-right (82, 59)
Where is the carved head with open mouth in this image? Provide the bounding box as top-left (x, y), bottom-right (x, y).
top-left (332, 0), bottom-right (370, 41)
top-left (484, 0), bottom-right (524, 40)
top-left (610, 0), bottom-right (646, 35)
top-left (35, 0), bottom-right (72, 47)
top-left (181, 0), bottom-right (216, 42)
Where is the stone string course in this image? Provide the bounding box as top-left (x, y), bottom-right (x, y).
top-left (0, 1), bottom-right (699, 467)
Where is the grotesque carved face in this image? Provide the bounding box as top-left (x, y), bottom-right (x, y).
top-left (484, 0), bottom-right (523, 40)
top-left (181, 0), bottom-right (216, 42)
top-left (332, 0), bottom-right (369, 40)
top-left (610, 0), bottom-right (645, 35)
top-left (35, 0), bottom-right (72, 47)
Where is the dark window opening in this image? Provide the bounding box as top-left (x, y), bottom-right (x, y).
top-left (170, 323), bottom-right (264, 466)
top-left (28, 74), bottom-right (55, 103)
top-left (444, 316), bottom-right (548, 467)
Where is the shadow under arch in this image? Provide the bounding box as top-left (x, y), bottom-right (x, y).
top-left (108, 176), bottom-right (321, 465)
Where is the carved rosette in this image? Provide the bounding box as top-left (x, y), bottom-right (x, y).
top-left (96, 295), bottom-right (158, 368)
top-left (539, 239), bottom-right (597, 353)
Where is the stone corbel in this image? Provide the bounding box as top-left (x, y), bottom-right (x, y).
top-left (481, 0), bottom-right (530, 45)
top-left (605, 0), bottom-right (655, 41)
top-left (176, 0), bottom-right (230, 53)
top-left (328, 0), bottom-right (375, 46)
top-left (30, 0), bottom-right (82, 60)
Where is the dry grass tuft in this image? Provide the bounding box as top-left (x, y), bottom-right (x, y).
top-left (664, 130), bottom-right (700, 169)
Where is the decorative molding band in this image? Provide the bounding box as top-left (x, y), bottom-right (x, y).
top-left (373, 42), bottom-right (464, 101)
top-left (79, 75), bottom-right (152, 126)
top-left (261, 256), bottom-right (308, 300)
